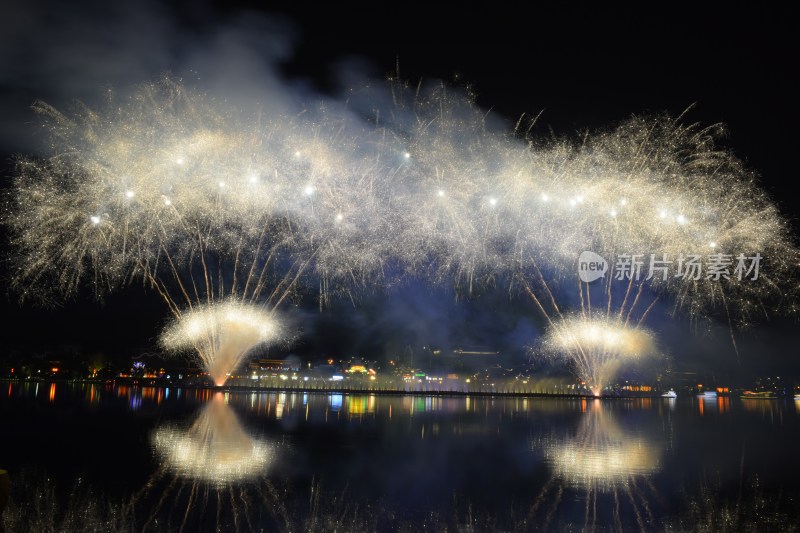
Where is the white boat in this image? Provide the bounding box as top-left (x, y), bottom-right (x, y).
top-left (661, 389), bottom-right (677, 398)
top-left (794, 394), bottom-right (800, 400)
top-left (701, 391), bottom-right (717, 399)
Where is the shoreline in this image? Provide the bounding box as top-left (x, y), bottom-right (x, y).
top-left (0, 377), bottom-right (774, 400)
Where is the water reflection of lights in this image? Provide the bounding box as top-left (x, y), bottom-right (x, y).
top-left (329, 393), bottom-right (343, 411)
top-left (151, 393), bottom-right (273, 485)
top-left (120, 392), bottom-right (282, 531)
top-left (741, 397), bottom-right (782, 421)
top-left (87, 384), bottom-right (99, 404)
top-left (346, 394), bottom-right (376, 416)
top-left (697, 395), bottom-right (731, 416)
top-left (542, 402), bottom-right (661, 490)
top-left (531, 400), bottom-right (665, 530)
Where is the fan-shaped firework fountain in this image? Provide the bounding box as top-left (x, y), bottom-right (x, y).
top-left (161, 301), bottom-right (282, 386)
top-left (543, 317), bottom-right (658, 396)
top-left (6, 78), bottom-right (797, 385)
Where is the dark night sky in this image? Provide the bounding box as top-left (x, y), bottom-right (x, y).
top-left (0, 2), bottom-right (798, 379)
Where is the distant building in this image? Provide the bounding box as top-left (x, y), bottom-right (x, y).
top-left (452, 347), bottom-right (500, 356)
top-left (449, 346), bottom-right (500, 373)
top-left (249, 358), bottom-right (301, 372)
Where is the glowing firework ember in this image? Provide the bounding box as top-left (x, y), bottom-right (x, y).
top-left (542, 317), bottom-right (658, 396)
top-left (151, 394), bottom-right (273, 484)
top-left (161, 301), bottom-right (281, 386)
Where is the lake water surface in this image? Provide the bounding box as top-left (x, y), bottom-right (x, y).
top-left (1, 382), bottom-right (799, 531)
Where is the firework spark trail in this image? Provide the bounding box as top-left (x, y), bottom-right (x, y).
top-left (6, 77), bottom-right (798, 382)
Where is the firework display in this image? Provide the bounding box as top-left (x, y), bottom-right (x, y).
top-left (6, 78), bottom-right (797, 387)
